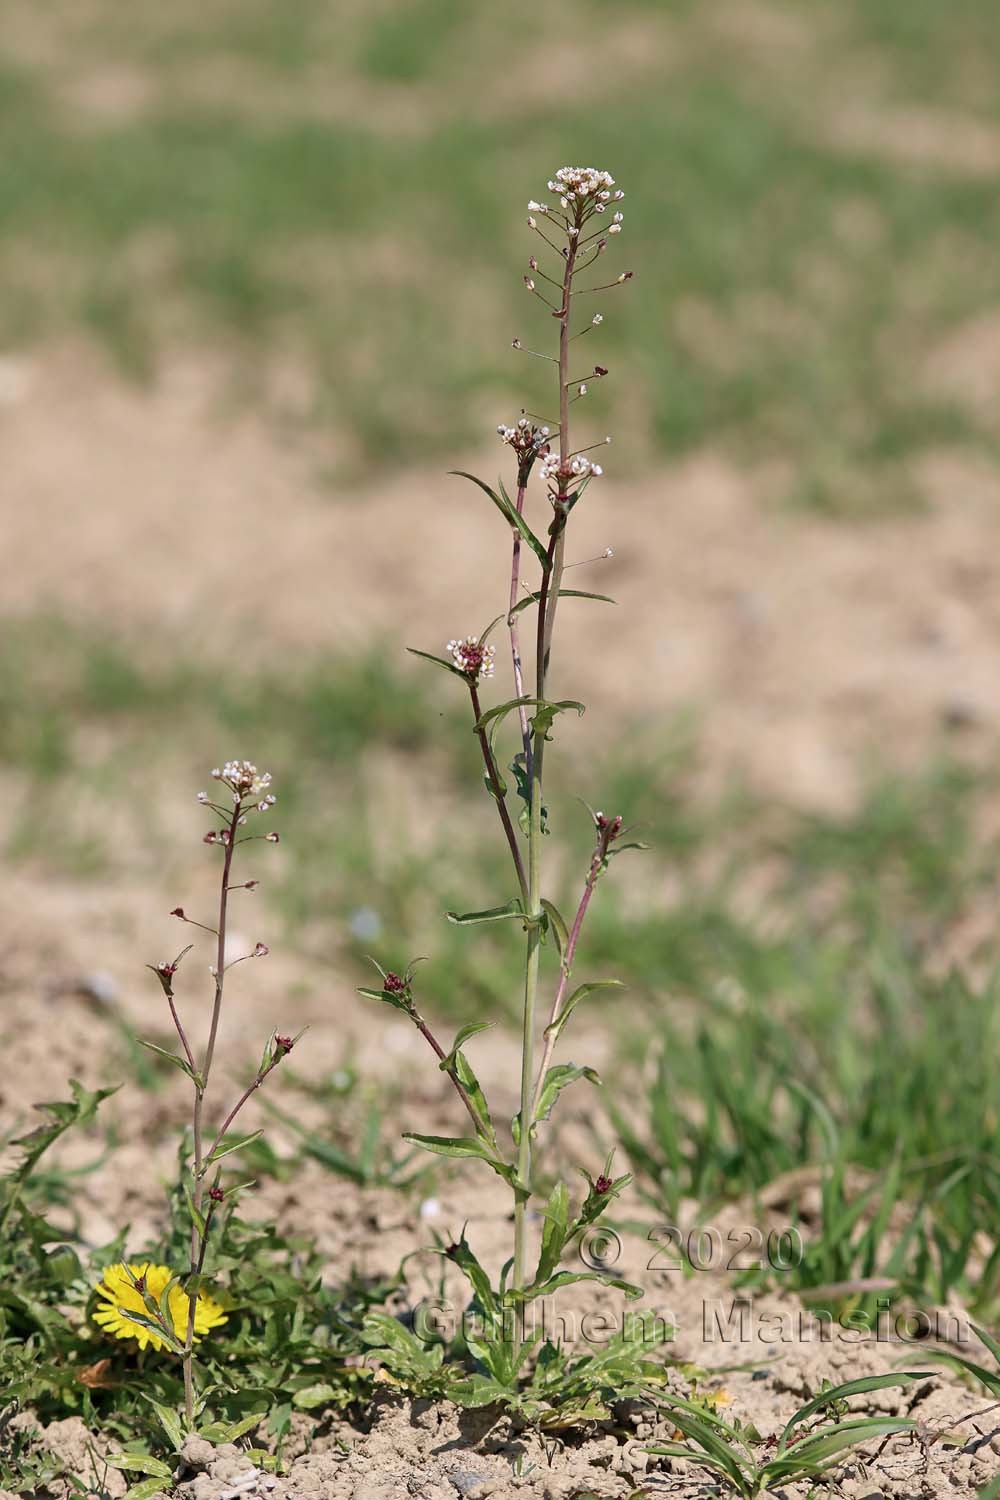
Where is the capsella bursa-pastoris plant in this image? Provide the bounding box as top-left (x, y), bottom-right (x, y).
top-left (133, 760), bottom-right (301, 1426)
top-left (362, 168), bottom-right (644, 1331)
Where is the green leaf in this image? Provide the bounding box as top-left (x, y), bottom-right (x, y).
top-left (402, 1133), bottom-right (514, 1186)
top-left (449, 1374), bottom-right (513, 1408)
top-left (480, 588), bottom-right (616, 643)
top-left (518, 1269), bottom-right (643, 1302)
top-left (771, 1417), bottom-right (917, 1477)
top-left (451, 470), bottom-right (550, 571)
top-left (545, 980), bottom-right (624, 1047)
top-left (406, 647), bottom-right (470, 681)
top-left (444, 1234), bottom-right (498, 1317)
top-left (532, 699), bottom-right (585, 740)
top-left (357, 985), bottom-right (412, 1013)
top-left (453, 1051), bottom-right (498, 1148)
top-left (446, 899), bottom-right (526, 927)
top-left (114, 1309), bottom-right (185, 1355)
top-left (534, 1181), bottom-right (569, 1286)
top-left (779, 1372), bottom-right (933, 1451)
top-left (441, 1022), bottom-right (495, 1065)
top-left (292, 1384), bottom-right (340, 1410)
top-left (145, 1399), bottom-right (183, 1454)
top-left (137, 1042), bottom-right (200, 1084)
top-left (539, 900), bottom-right (570, 962)
top-left (106, 1455), bottom-right (173, 1480)
top-left (533, 1063), bottom-right (601, 1127)
top-left (205, 1129), bottom-right (264, 1166)
top-left (124, 1482), bottom-right (170, 1500)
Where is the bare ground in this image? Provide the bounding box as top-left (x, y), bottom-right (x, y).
top-left (4, 349), bottom-right (1000, 1493)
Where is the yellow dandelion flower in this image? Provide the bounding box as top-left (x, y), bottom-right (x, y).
top-left (93, 1262), bottom-right (228, 1353)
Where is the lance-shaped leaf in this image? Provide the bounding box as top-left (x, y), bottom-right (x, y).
top-left (533, 1181), bottom-right (570, 1287)
top-left (480, 588), bottom-right (616, 644)
top-left (450, 1049), bottom-right (498, 1150)
top-left (117, 1308), bottom-right (185, 1356)
top-left (357, 984), bottom-right (412, 1013)
top-left (539, 899), bottom-right (570, 962)
top-left (105, 1454), bottom-right (173, 1480)
top-left (446, 898), bottom-right (530, 927)
top-left (475, 697), bottom-right (585, 756)
top-left (545, 980), bottom-right (624, 1047)
top-left (138, 1041), bottom-right (202, 1086)
top-left (533, 1063), bottom-right (601, 1126)
top-left (205, 1129), bottom-right (263, 1166)
top-left (514, 1268), bottom-right (642, 1303)
top-left (443, 1232), bottom-right (498, 1317)
top-left (402, 1133), bottom-right (515, 1187)
top-left (406, 647), bottom-right (470, 682)
top-left (532, 699), bottom-right (585, 741)
top-left (440, 1021), bottom-right (495, 1067)
top-left (774, 1418), bottom-right (918, 1478)
top-left (777, 1371), bottom-right (933, 1453)
top-left (452, 470), bottom-right (551, 571)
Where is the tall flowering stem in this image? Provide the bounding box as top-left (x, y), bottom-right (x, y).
top-left (373, 166), bottom-right (635, 1333)
top-left (146, 760), bottom-right (295, 1426)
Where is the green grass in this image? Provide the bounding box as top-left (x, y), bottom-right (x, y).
top-left (4, 617), bottom-right (1000, 1330)
top-left (4, 1), bottom-right (1000, 502)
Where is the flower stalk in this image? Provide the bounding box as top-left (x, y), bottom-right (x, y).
top-left (145, 760), bottom-right (294, 1425)
top-left (368, 165), bottom-right (636, 1331)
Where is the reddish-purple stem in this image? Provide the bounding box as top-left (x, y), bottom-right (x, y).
top-left (468, 681), bottom-right (529, 902)
top-left (508, 482), bottom-right (533, 772)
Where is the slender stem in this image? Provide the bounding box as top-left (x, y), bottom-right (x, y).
top-left (508, 482), bottom-right (533, 774)
top-left (411, 1011), bottom-right (489, 1138)
top-left (167, 995), bottom-right (197, 1075)
top-left (182, 800), bottom-right (239, 1426)
top-left (512, 233), bottom-right (578, 1291)
top-left (531, 851), bottom-right (602, 1118)
top-left (203, 1055), bottom-right (282, 1167)
top-left (468, 682), bottom-right (529, 903)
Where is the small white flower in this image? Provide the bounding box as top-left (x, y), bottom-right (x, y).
top-left (592, 313), bottom-right (603, 325)
top-left (578, 383), bottom-right (588, 396)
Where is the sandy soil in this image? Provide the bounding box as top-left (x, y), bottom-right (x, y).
top-left (5, 348), bottom-right (1000, 1494)
top-left (4, 345), bottom-right (1000, 818)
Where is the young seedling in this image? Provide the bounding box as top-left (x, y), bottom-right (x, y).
top-left (362, 168), bottom-right (645, 1380)
top-left (119, 760), bottom-right (301, 1426)
top-left (645, 1372), bottom-right (933, 1497)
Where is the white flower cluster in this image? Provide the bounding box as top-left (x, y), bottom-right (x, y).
top-left (539, 452), bottom-right (604, 484)
top-left (542, 167), bottom-right (624, 213)
top-left (497, 415), bottom-right (550, 451)
top-left (211, 760), bottom-right (277, 810)
top-left (447, 636), bottom-right (497, 681)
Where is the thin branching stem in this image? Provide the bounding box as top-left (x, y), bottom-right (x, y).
top-left (513, 228), bottom-right (577, 1290)
top-left (508, 482), bottom-right (533, 775)
top-left (468, 682), bottom-right (529, 902)
top-left (531, 844), bottom-right (603, 1117)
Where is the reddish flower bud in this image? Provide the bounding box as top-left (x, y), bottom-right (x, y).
top-left (253, 942), bottom-right (269, 958)
top-left (383, 972), bottom-right (407, 994)
top-left (170, 907), bottom-right (186, 919)
top-left (208, 1186), bottom-right (224, 1203)
top-left (274, 1034), bottom-right (294, 1053)
top-left (594, 1175), bottom-right (613, 1196)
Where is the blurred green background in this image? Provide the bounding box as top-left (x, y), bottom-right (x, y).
top-left (4, 0), bottom-right (1000, 503)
